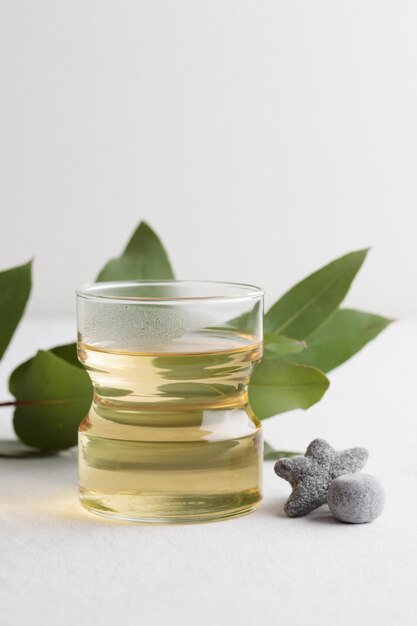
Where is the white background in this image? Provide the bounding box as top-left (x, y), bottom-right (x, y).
top-left (1, 5), bottom-right (417, 625)
top-left (1, 1), bottom-right (416, 317)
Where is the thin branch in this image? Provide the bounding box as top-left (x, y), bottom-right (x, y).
top-left (0, 399), bottom-right (76, 408)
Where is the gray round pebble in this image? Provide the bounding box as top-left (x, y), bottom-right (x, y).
top-left (327, 474), bottom-right (385, 524)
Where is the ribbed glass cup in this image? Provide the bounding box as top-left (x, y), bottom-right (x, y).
top-left (76, 280), bottom-right (264, 523)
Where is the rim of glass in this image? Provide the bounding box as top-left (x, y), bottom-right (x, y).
top-left (76, 280), bottom-right (264, 304)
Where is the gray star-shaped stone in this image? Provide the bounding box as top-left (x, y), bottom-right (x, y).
top-left (274, 439), bottom-right (369, 517)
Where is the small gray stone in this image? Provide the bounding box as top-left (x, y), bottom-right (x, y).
top-left (274, 439), bottom-right (368, 517)
top-left (327, 473), bottom-right (385, 523)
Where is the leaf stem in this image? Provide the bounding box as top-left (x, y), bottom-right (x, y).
top-left (0, 399), bottom-right (40, 408)
top-left (0, 399), bottom-right (75, 408)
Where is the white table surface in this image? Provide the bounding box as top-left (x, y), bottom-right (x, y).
top-left (1, 316), bottom-right (416, 626)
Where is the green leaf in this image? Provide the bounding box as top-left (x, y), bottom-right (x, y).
top-left (285, 308), bottom-right (393, 373)
top-left (264, 249), bottom-right (368, 339)
top-left (263, 441), bottom-right (300, 461)
top-left (50, 342), bottom-right (81, 368)
top-left (0, 261), bottom-right (32, 360)
top-left (248, 359), bottom-right (329, 419)
top-left (264, 333), bottom-right (306, 357)
top-left (10, 350), bottom-right (93, 450)
top-left (96, 221), bottom-right (175, 281)
top-left (226, 300), bottom-right (263, 334)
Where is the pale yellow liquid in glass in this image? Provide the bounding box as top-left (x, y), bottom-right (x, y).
top-left (78, 330), bottom-right (263, 523)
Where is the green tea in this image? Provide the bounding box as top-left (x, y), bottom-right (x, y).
top-left (78, 330), bottom-right (263, 523)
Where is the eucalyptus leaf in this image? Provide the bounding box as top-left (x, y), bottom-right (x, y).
top-left (248, 359), bottom-right (329, 420)
top-left (3, 220), bottom-right (390, 457)
top-left (51, 342), bottom-right (81, 368)
top-left (264, 249), bottom-right (368, 339)
top-left (263, 333), bottom-right (306, 357)
top-left (263, 441), bottom-right (300, 461)
top-left (285, 308), bottom-right (393, 372)
top-left (0, 261), bottom-right (32, 360)
top-left (96, 221), bottom-right (175, 281)
top-left (10, 350), bottom-right (93, 450)
top-left (226, 300), bottom-right (263, 334)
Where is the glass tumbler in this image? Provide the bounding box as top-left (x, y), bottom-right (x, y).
top-left (76, 280), bottom-right (264, 523)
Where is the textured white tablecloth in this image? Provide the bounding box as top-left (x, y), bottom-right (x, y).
top-left (0, 316), bottom-right (416, 626)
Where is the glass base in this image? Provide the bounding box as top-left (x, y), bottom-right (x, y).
top-left (79, 489), bottom-right (262, 524)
